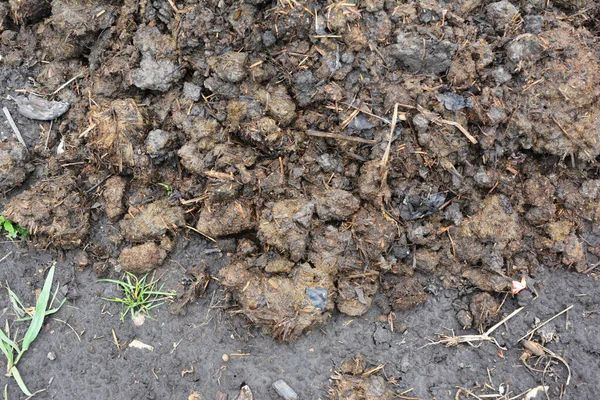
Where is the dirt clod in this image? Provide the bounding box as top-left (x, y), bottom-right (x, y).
top-left (0, 140), bottom-right (33, 191)
top-left (118, 241), bottom-right (168, 274)
top-left (3, 176), bottom-right (88, 248)
top-left (120, 199), bottom-right (185, 242)
top-left (196, 199), bottom-right (255, 238)
top-left (103, 176), bottom-right (127, 222)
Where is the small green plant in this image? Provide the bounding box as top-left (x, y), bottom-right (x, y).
top-left (0, 263), bottom-right (64, 396)
top-left (97, 272), bottom-right (176, 322)
top-left (0, 216), bottom-right (28, 240)
top-left (156, 183), bottom-right (174, 196)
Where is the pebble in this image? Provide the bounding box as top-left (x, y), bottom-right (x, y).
top-left (222, 353), bottom-right (229, 362)
top-left (272, 379), bottom-right (298, 400)
top-left (47, 351), bottom-right (56, 361)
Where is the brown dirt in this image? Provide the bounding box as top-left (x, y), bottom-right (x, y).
top-left (2, 0), bottom-right (600, 398)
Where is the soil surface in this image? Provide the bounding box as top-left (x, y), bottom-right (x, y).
top-left (1, 0), bottom-right (600, 399)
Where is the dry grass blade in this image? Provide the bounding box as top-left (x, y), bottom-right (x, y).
top-left (518, 305), bottom-right (573, 342)
top-left (2, 107), bottom-right (28, 150)
top-left (430, 307), bottom-right (524, 348)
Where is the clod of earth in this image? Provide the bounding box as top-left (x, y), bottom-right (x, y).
top-left (196, 199), bottom-right (256, 237)
top-left (118, 238), bottom-right (173, 274)
top-left (219, 259), bottom-right (335, 341)
top-left (3, 176), bottom-right (89, 248)
top-left (103, 176), bottom-right (127, 222)
top-left (119, 199), bottom-right (185, 242)
top-left (0, 140), bottom-right (33, 191)
top-left (258, 199), bottom-right (314, 262)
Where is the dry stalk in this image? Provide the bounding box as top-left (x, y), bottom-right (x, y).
top-left (430, 307), bottom-right (524, 348)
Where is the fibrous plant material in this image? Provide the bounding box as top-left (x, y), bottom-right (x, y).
top-left (3, 176), bottom-right (89, 248)
top-left (97, 272), bottom-right (176, 322)
top-left (88, 98), bottom-right (146, 170)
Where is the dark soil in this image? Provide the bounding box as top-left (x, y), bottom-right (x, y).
top-left (1, 0), bottom-right (600, 399)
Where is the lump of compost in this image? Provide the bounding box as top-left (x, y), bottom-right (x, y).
top-left (258, 198), bottom-right (314, 262)
top-left (88, 98), bottom-right (147, 169)
top-left (103, 176), bottom-right (127, 222)
top-left (330, 354), bottom-right (396, 399)
top-left (0, 139), bottom-right (33, 191)
top-left (196, 199), bottom-right (256, 237)
top-left (3, 175), bottom-right (89, 248)
top-left (219, 259), bottom-right (335, 341)
top-left (120, 199), bottom-right (185, 242)
top-left (118, 238), bottom-right (173, 274)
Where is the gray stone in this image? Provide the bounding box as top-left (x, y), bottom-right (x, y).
top-left (506, 34), bottom-right (543, 64)
top-left (183, 82), bottom-right (202, 102)
top-left (485, 1), bottom-right (519, 30)
top-left (492, 67), bottom-right (512, 84)
top-left (385, 34), bottom-right (455, 75)
top-left (13, 95), bottom-right (70, 121)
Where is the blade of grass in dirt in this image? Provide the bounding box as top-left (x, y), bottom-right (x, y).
top-left (10, 366), bottom-right (32, 396)
top-left (7, 286), bottom-right (26, 318)
top-left (18, 263), bottom-right (56, 359)
top-left (15, 287), bottom-right (66, 323)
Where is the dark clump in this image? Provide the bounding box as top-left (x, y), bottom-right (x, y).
top-left (3, 176), bottom-right (89, 248)
top-left (119, 199), bottom-right (185, 242)
top-left (0, 140), bottom-right (33, 191)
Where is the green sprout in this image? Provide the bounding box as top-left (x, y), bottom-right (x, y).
top-left (0, 263), bottom-right (65, 396)
top-left (97, 272), bottom-right (176, 322)
top-left (156, 183), bottom-right (174, 196)
top-left (0, 216), bottom-right (29, 240)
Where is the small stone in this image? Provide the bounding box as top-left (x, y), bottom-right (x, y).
top-left (485, 1), bottom-right (519, 31)
top-left (183, 82), bottom-right (202, 101)
top-left (222, 353), bottom-right (229, 362)
top-left (47, 351), bottom-right (56, 361)
top-left (492, 67), bottom-right (512, 85)
top-left (506, 34), bottom-right (543, 64)
top-left (262, 30), bottom-right (276, 47)
top-left (13, 95), bottom-right (70, 121)
top-left (271, 379), bottom-right (298, 400)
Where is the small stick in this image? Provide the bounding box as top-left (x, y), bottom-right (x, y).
top-left (0, 251), bottom-right (13, 264)
top-left (51, 73), bottom-right (85, 96)
top-left (434, 117), bottom-right (478, 144)
top-left (78, 123), bottom-right (97, 138)
top-left (306, 130), bottom-right (377, 144)
top-left (186, 225), bottom-right (216, 243)
top-left (518, 305), bottom-right (574, 342)
top-left (430, 307), bottom-right (524, 348)
top-left (381, 103), bottom-right (399, 167)
top-left (3, 107), bottom-right (28, 150)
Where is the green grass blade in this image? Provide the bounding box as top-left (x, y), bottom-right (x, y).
top-left (0, 328), bottom-right (18, 356)
top-left (14, 297), bottom-right (66, 323)
top-left (0, 341), bottom-right (14, 370)
top-left (6, 286), bottom-right (26, 318)
top-left (20, 263), bottom-right (56, 355)
top-left (9, 366), bottom-right (32, 396)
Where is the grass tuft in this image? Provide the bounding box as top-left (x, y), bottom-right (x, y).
top-left (97, 272), bottom-right (176, 322)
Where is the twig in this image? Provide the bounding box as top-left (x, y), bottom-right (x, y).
top-left (0, 251), bottom-right (13, 264)
top-left (52, 318), bottom-right (81, 341)
top-left (78, 123), bottom-right (97, 139)
top-left (381, 103), bottom-right (399, 167)
top-left (3, 107), bottom-right (28, 151)
top-left (306, 130), bottom-right (377, 144)
top-left (433, 117), bottom-right (478, 144)
top-left (51, 73), bottom-right (85, 96)
top-left (186, 225), bottom-right (216, 243)
top-left (430, 307), bottom-right (524, 348)
top-left (518, 305), bottom-right (574, 342)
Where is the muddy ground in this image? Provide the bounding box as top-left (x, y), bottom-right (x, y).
top-left (1, 0), bottom-right (600, 398)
